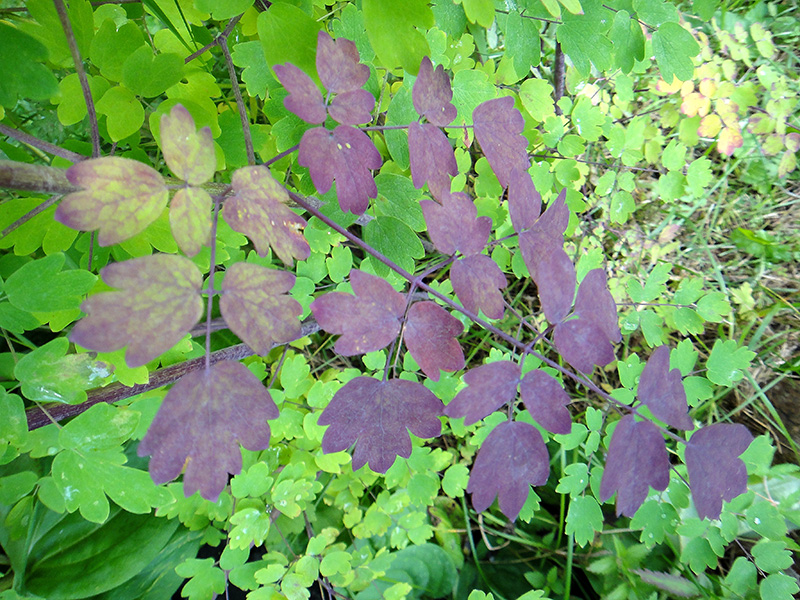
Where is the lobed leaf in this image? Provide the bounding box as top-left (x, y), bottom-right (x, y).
top-left (520, 370), bottom-right (571, 434)
top-left (472, 97), bottom-right (530, 188)
top-left (408, 121), bottom-right (458, 200)
top-left (316, 31), bottom-right (369, 95)
top-left (420, 192), bottom-right (491, 256)
top-left (70, 255), bottom-right (203, 368)
top-left (450, 254), bottom-right (507, 320)
top-left (139, 360), bottom-right (279, 501)
top-left (160, 104), bottom-right (215, 186)
top-left (328, 89), bottom-right (375, 125)
top-left (318, 377), bottom-right (443, 473)
top-left (467, 421), bottom-right (549, 521)
top-left (273, 63), bottom-right (326, 124)
top-left (169, 187), bottom-right (212, 257)
top-left (507, 167), bottom-right (541, 233)
top-left (220, 263), bottom-right (302, 355)
top-left (519, 229), bottom-right (576, 323)
top-left (404, 301), bottom-right (465, 381)
top-left (553, 318), bottom-right (615, 373)
top-left (56, 156), bottom-right (169, 246)
top-left (638, 345), bottom-right (693, 430)
top-left (4, 253), bottom-right (96, 313)
top-left (444, 360), bottom-right (520, 425)
top-left (412, 56), bottom-right (457, 126)
top-left (573, 269), bottom-right (621, 344)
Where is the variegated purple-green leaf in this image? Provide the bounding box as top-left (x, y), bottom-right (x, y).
top-left (328, 89), bottom-right (375, 125)
top-left (273, 63), bottom-right (326, 124)
top-left (638, 345), bottom-right (692, 430)
top-left (319, 377), bottom-right (443, 473)
top-left (138, 360), bottom-right (278, 501)
top-left (553, 318), bottom-right (615, 373)
top-left (472, 96), bottom-right (530, 188)
top-left (220, 263), bottom-right (302, 355)
top-left (468, 421), bottom-right (549, 520)
top-left (222, 166), bottom-right (310, 266)
top-left (160, 104), bottom-right (215, 185)
top-left (412, 56), bottom-right (457, 126)
top-left (520, 369), bottom-right (571, 434)
top-left (316, 31), bottom-right (369, 94)
top-left (599, 415), bottom-right (670, 517)
top-left (444, 360), bottom-right (520, 425)
top-left (420, 192), bottom-right (491, 257)
top-left (573, 269), bottom-right (621, 344)
top-left (519, 229), bottom-right (576, 323)
top-left (450, 254), bottom-right (507, 320)
top-left (686, 423), bottom-right (752, 519)
top-left (56, 157), bottom-right (168, 246)
top-left (70, 255), bottom-right (203, 368)
top-left (404, 301), bottom-right (464, 381)
top-left (507, 166), bottom-right (541, 233)
top-left (408, 121), bottom-right (458, 200)
top-left (298, 125), bottom-right (381, 214)
top-left (310, 269), bottom-right (405, 356)
top-left (169, 186), bottom-right (212, 257)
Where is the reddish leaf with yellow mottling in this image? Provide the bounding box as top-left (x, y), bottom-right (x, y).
top-left (56, 157), bottom-right (168, 246)
top-left (404, 301), bottom-right (464, 381)
top-left (169, 187), bottom-right (212, 257)
top-left (70, 255), bottom-right (203, 368)
top-left (139, 360), bottom-right (278, 500)
top-left (160, 104), bottom-right (216, 185)
top-left (222, 166), bottom-right (310, 266)
top-left (220, 263), bottom-right (302, 355)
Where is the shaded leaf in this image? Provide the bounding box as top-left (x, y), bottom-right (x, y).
top-left (507, 167), bottom-right (541, 233)
top-left (273, 63), bottom-right (326, 124)
top-left (520, 369), bottom-right (571, 434)
top-left (328, 89), bottom-right (375, 125)
top-left (444, 361), bottom-right (520, 425)
top-left (319, 377), bottom-right (443, 472)
top-left (71, 255), bottom-right (203, 368)
top-left (412, 56), bottom-right (457, 126)
top-left (220, 263), bottom-right (302, 355)
top-left (599, 415), bottom-right (670, 517)
top-left (160, 104), bottom-right (215, 186)
top-left (222, 166), bottom-right (310, 265)
top-left (554, 318), bottom-right (615, 373)
top-left (310, 269), bottom-right (405, 355)
top-left (408, 121), bottom-right (458, 199)
top-left (573, 269), bottom-right (621, 344)
top-left (685, 423), bottom-right (752, 520)
top-left (473, 97), bottom-right (530, 187)
top-left (450, 254), bottom-right (507, 319)
top-left (404, 301), bottom-right (464, 381)
top-left (468, 421), bottom-right (549, 520)
top-left (139, 360), bottom-right (278, 501)
top-left (421, 192), bottom-right (491, 256)
top-left (316, 31), bottom-right (369, 94)
top-left (638, 345), bottom-right (692, 430)
top-left (169, 187), bottom-right (212, 257)
top-left (56, 157), bottom-right (169, 246)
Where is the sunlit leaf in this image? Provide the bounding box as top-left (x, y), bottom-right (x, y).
top-left (160, 104), bottom-right (215, 185)
top-left (169, 187), bottom-right (212, 257)
top-left (4, 253), bottom-right (96, 313)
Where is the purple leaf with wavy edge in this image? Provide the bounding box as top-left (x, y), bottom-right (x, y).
top-left (160, 104), bottom-right (215, 186)
top-left (519, 229), bottom-right (576, 323)
top-left (57, 157), bottom-right (169, 246)
top-left (71, 255), bottom-right (202, 368)
top-left (520, 369), bottom-right (571, 434)
top-left (404, 301), bottom-right (465, 381)
top-left (220, 263), bottom-right (302, 356)
top-left (222, 166), bottom-right (310, 266)
top-left (686, 424), bottom-right (752, 520)
top-left (507, 166), bottom-right (541, 233)
top-left (138, 360), bottom-right (278, 501)
top-left (311, 269), bottom-right (405, 356)
top-left (599, 415), bottom-right (670, 517)
top-left (638, 345), bottom-right (692, 430)
top-left (299, 125), bottom-right (381, 214)
top-left (468, 421), bottom-right (550, 520)
top-left (553, 318), bottom-right (615, 373)
top-left (316, 31), bottom-right (369, 95)
top-left (319, 377), bottom-right (443, 473)
top-left (473, 96), bottom-right (530, 188)
top-left (573, 269), bottom-right (621, 345)
top-left (169, 186), bottom-right (212, 257)
top-left (450, 254), bottom-right (507, 320)
top-left (328, 89), bottom-right (375, 125)
top-left (420, 191), bottom-right (491, 256)
top-left (408, 121), bottom-right (458, 200)
top-left (273, 63), bottom-right (326, 124)
top-left (444, 360), bottom-right (520, 425)
top-left (412, 56), bottom-right (457, 126)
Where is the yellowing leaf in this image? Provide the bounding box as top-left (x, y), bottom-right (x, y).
top-left (169, 187), bottom-right (212, 257)
top-left (160, 104), bottom-right (216, 185)
top-left (698, 114), bottom-right (722, 138)
top-left (717, 126), bottom-right (743, 156)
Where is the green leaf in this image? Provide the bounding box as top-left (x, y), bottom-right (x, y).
top-left (519, 79), bottom-right (554, 123)
top-left (556, 1), bottom-right (614, 76)
top-left (608, 10), bottom-right (645, 73)
top-left (652, 22), bottom-right (700, 83)
top-left (630, 500), bottom-right (678, 548)
top-left (0, 23), bottom-right (59, 106)
top-left (752, 540), bottom-right (793, 573)
top-left (632, 0), bottom-right (679, 26)
top-left (610, 190), bottom-right (635, 223)
top-left (571, 97), bottom-right (605, 141)
top-left (229, 506), bottom-right (272, 549)
top-left (176, 558), bottom-right (227, 600)
top-left (724, 556), bottom-right (757, 594)
top-left (4, 254), bottom-right (96, 313)
top-left (686, 158), bottom-right (713, 196)
top-left (556, 463), bottom-right (589, 498)
top-left (462, 0), bottom-right (495, 27)
top-left (53, 73), bottom-right (110, 127)
top-left (662, 140), bottom-right (687, 171)
top-left (89, 19), bottom-right (145, 82)
top-left (231, 41), bottom-right (271, 101)
top-left (627, 262), bottom-right (671, 303)
top-left (680, 537), bottom-right (717, 574)
top-left (19, 0), bottom-right (93, 68)
top-left (442, 463), bottom-right (470, 498)
top-left (96, 85), bottom-right (146, 142)
top-left (364, 0), bottom-right (433, 74)
top-left (505, 11), bottom-right (540, 77)
top-left (696, 292), bottom-right (730, 322)
top-left (258, 3), bottom-right (321, 80)
top-left (363, 216), bottom-right (424, 277)
top-left (565, 495), bottom-right (603, 547)
top-left (122, 46), bottom-right (185, 98)
top-left (320, 551), bottom-right (352, 577)
top-left (0, 389), bottom-right (27, 456)
top-left (451, 65), bottom-right (496, 127)
top-left (632, 569), bottom-right (697, 598)
top-left (760, 573), bottom-right (800, 600)
top-left (706, 340), bottom-right (755, 387)
top-left (194, 0), bottom-right (254, 20)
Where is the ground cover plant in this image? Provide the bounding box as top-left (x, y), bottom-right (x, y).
top-left (0, 0), bottom-right (799, 599)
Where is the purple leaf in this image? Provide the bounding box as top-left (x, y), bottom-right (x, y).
top-left (473, 97), bottom-right (530, 188)
top-left (316, 31), bottom-right (369, 94)
top-left (573, 269), bottom-right (621, 345)
top-left (310, 269), bottom-right (405, 356)
top-left (273, 63), bottom-right (326, 124)
top-left (685, 423), bottom-right (752, 520)
top-left (533, 188), bottom-right (569, 238)
top-left (319, 377), bottom-right (443, 472)
top-left (468, 421), bottom-right (550, 520)
top-left (519, 229), bottom-right (576, 323)
top-left (412, 56), bottom-right (457, 126)
top-left (220, 263), bottom-right (302, 355)
top-left (139, 361), bottom-right (278, 500)
top-left (638, 345), bottom-right (692, 430)
top-left (553, 318), bottom-right (615, 373)
top-left (507, 166), bottom-right (541, 233)
top-left (450, 254), bottom-right (507, 320)
top-left (328, 89), bottom-right (375, 125)
top-left (408, 121), bottom-right (458, 200)
top-left (70, 255), bottom-right (202, 368)
top-left (444, 361), bottom-right (520, 425)
top-left (520, 370), bottom-right (571, 434)
top-left (404, 301), bottom-right (464, 381)
top-left (298, 125), bottom-right (381, 214)
top-left (420, 192), bottom-right (491, 256)
top-left (222, 166), bottom-right (311, 266)
top-left (599, 415), bottom-right (670, 517)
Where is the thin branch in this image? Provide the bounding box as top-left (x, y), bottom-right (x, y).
top-left (218, 15), bottom-right (255, 165)
top-left (1, 195), bottom-right (61, 238)
top-left (553, 42), bottom-right (566, 116)
top-left (0, 124), bottom-right (86, 163)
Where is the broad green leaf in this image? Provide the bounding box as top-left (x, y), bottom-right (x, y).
top-left (229, 506), bottom-right (271, 549)
top-left (696, 292), bottom-right (730, 322)
top-left (632, 0), bottom-right (679, 26)
top-left (610, 190), bottom-right (634, 223)
top-left (4, 254), bottom-right (96, 313)
top-left (451, 68), bottom-right (496, 127)
top-left (608, 10), bottom-right (645, 73)
top-left (462, 0), bottom-right (494, 27)
top-left (760, 573), bottom-right (799, 600)
top-left (565, 495), bottom-right (603, 546)
top-left (363, 216), bottom-right (424, 276)
top-left (652, 22), bottom-right (700, 83)
top-left (17, 0), bottom-right (93, 68)
top-left (627, 262), bottom-right (671, 303)
top-left (0, 23), bottom-right (59, 106)
top-left (686, 158), bottom-right (713, 196)
top-left (0, 198), bottom-right (79, 256)
top-left (661, 140), bottom-right (687, 171)
top-left (751, 540), bottom-right (793, 573)
top-left (706, 340), bottom-right (755, 387)
top-left (89, 19), bottom-right (145, 82)
top-left (630, 500), bottom-right (678, 548)
top-left (556, 463), bottom-right (589, 498)
top-left (160, 104), bottom-right (215, 185)
top-left (680, 537), bottom-right (717, 574)
top-left (556, 1), bottom-right (613, 76)
top-left (571, 97), bottom-right (605, 141)
top-left (122, 46), bottom-right (185, 98)
top-left (258, 3), bottom-right (321, 79)
top-left (175, 558), bottom-right (227, 600)
top-left (363, 0), bottom-right (433, 74)
top-left (505, 11), bottom-right (540, 77)
top-left (53, 73), bottom-right (110, 127)
top-left (95, 85), bottom-right (145, 141)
